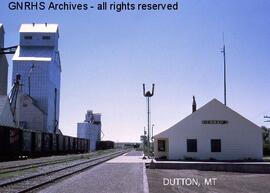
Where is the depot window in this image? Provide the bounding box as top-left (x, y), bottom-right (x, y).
top-left (24, 36), bottom-right (32, 40)
top-left (187, 139), bottom-right (197, 152)
top-left (158, 140), bottom-right (166, 152)
top-left (42, 36), bottom-right (51, 40)
top-left (211, 139), bottom-right (221, 152)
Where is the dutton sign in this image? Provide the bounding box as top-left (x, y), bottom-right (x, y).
top-left (202, 120), bottom-right (228, 124)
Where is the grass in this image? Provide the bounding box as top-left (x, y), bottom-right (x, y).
top-left (0, 168), bottom-right (37, 179)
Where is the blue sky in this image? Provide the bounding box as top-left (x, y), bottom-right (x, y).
top-left (1, 0), bottom-right (270, 142)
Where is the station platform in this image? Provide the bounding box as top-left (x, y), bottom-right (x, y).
top-left (38, 150), bottom-right (150, 193)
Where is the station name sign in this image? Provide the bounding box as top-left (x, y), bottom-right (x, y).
top-left (202, 120), bottom-right (228, 124)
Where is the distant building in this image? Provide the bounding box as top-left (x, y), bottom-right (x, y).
top-left (114, 142), bottom-right (140, 149)
top-left (0, 24), bottom-right (8, 96)
top-left (12, 23), bottom-right (61, 133)
top-left (0, 96), bottom-right (15, 127)
top-left (154, 98), bottom-right (263, 160)
top-left (77, 111), bottom-right (101, 151)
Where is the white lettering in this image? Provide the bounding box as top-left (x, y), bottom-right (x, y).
top-left (163, 178), bottom-right (169, 186)
top-left (204, 178), bottom-right (217, 186)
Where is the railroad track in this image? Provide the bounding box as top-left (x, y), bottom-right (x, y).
top-left (0, 150), bottom-right (128, 193)
top-left (0, 157), bottom-right (79, 175)
top-left (0, 149), bottom-right (119, 175)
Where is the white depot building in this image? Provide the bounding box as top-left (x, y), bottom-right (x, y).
top-left (77, 111), bottom-right (101, 151)
top-left (12, 24), bottom-right (61, 133)
top-left (154, 98), bottom-right (263, 161)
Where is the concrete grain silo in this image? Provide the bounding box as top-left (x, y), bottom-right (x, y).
top-left (12, 23), bottom-right (61, 133)
top-left (0, 24), bottom-right (8, 96)
top-left (77, 111), bottom-right (101, 151)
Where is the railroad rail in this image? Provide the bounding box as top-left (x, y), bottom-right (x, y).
top-left (0, 150), bottom-right (129, 193)
top-left (0, 151), bottom-right (102, 175)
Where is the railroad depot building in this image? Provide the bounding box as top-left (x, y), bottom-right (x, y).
top-left (154, 98), bottom-right (263, 161)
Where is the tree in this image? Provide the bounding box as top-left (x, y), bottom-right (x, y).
top-left (262, 126), bottom-right (270, 144)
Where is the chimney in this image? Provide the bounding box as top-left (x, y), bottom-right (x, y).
top-left (192, 96), bottom-right (197, 113)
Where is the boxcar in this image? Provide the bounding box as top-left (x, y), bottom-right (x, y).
top-left (80, 139), bottom-right (85, 153)
top-left (77, 138), bottom-right (82, 152)
top-left (73, 138), bottom-right (78, 153)
top-left (0, 126), bottom-right (21, 158)
top-left (80, 139), bottom-right (84, 153)
top-left (21, 130), bottom-right (32, 155)
top-left (63, 136), bottom-right (69, 153)
top-left (10, 127), bottom-right (21, 156)
top-left (51, 134), bottom-right (57, 153)
top-left (69, 137), bottom-right (74, 153)
top-left (86, 139), bottom-right (89, 152)
top-left (84, 139), bottom-right (89, 153)
top-left (96, 141), bottom-right (114, 150)
top-left (32, 132), bottom-right (42, 156)
top-left (1, 125), bottom-right (90, 160)
top-left (57, 134), bottom-right (64, 153)
top-left (0, 126), bottom-right (9, 157)
top-left (42, 133), bottom-right (52, 155)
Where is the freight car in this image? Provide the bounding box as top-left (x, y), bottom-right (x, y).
top-left (96, 140), bottom-right (115, 150)
top-left (0, 125), bottom-right (89, 160)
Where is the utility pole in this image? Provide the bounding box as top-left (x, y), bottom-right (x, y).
top-left (143, 83), bottom-right (155, 158)
top-left (221, 33), bottom-right (227, 106)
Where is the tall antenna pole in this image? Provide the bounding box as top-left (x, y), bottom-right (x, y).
top-left (147, 97), bottom-right (150, 154)
top-left (143, 83), bottom-right (155, 158)
top-left (221, 33), bottom-right (227, 106)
